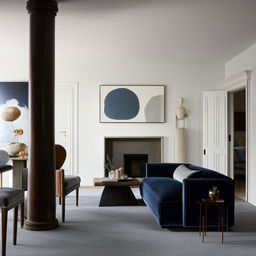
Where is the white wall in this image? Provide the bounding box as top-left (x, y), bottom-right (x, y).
top-left (56, 61), bottom-right (225, 185)
top-left (225, 43), bottom-right (256, 78)
top-left (0, 59), bottom-right (224, 185)
top-left (0, 3), bottom-right (224, 186)
top-left (225, 43), bottom-right (256, 206)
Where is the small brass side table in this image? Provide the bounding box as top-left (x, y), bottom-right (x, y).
top-left (198, 199), bottom-right (229, 243)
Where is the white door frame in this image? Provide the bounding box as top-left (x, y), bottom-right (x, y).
top-left (227, 92), bottom-right (234, 179)
top-left (56, 82), bottom-right (79, 175)
top-left (224, 71), bottom-right (251, 201)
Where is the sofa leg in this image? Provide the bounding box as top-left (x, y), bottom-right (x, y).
top-left (76, 187), bottom-right (79, 207)
top-left (61, 196), bottom-right (65, 222)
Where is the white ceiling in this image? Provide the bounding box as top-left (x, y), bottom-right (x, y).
top-left (2, 0), bottom-right (256, 63)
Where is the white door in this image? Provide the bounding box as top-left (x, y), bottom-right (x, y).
top-left (55, 82), bottom-right (78, 175)
top-left (203, 91), bottom-right (228, 175)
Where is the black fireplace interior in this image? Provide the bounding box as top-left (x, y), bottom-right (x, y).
top-left (124, 154), bottom-right (148, 177)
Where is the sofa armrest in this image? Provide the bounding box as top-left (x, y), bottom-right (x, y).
top-left (146, 163), bottom-right (184, 178)
top-left (182, 178), bottom-right (234, 227)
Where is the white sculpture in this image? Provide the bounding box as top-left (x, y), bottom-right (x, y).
top-left (176, 97), bottom-right (187, 120)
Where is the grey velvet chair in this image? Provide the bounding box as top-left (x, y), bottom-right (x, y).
top-left (0, 164), bottom-right (24, 256)
top-left (19, 145), bottom-right (81, 223)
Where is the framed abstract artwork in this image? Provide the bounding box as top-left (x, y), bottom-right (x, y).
top-left (0, 82), bottom-right (28, 144)
top-left (100, 85), bottom-right (165, 123)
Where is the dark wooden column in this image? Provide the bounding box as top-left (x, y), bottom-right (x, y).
top-left (24, 0), bottom-right (59, 231)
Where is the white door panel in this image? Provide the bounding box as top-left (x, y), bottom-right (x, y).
top-left (55, 82), bottom-right (78, 175)
top-left (203, 91), bottom-right (227, 175)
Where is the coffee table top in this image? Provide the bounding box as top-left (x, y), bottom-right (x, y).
top-left (94, 177), bottom-right (140, 187)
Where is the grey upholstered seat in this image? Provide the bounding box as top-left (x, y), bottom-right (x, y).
top-left (0, 188), bottom-right (24, 208)
top-left (0, 155), bottom-right (25, 256)
top-left (0, 165), bottom-right (12, 174)
top-left (64, 175), bottom-right (81, 189)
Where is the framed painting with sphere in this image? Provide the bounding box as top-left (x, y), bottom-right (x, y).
top-left (99, 85), bottom-right (165, 123)
top-left (0, 82), bottom-right (28, 145)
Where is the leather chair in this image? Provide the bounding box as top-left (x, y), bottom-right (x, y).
top-left (0, 164), bottom-right (24, 256)
top-left (55, 144), bottom-right (81, 222)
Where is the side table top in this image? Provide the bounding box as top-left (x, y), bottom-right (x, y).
top-left (94, 177), bottom-right (140, 187)
top-left (199, 198), bottom-right (225, 204)
top-left (10, 156), bottom-right (28, 161)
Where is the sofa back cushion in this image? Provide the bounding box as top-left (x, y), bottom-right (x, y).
top-left (173, 165), bottom-right (201, 182)
top-left (187, 164), bottom-right (230, 179)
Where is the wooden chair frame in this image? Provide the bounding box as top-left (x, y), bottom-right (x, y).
top-left (56, 169), bottom-right (80, 222)
top-left (1, 200), bottom-right (24, 256)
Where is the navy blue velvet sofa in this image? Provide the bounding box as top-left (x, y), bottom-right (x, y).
top-left (140, 163), bottom-right (234, 228)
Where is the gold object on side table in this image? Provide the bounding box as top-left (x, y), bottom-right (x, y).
top-left (208, 186), bottom-right (220, 200)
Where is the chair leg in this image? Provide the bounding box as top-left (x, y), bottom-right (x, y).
top-left (61, 196), bottom-right (65, 222)
top-left (13, 206), bottom-right (18, 245)
top-left (20, 202), bottom-right (24, 228)
top-left (76, 187), bottom-right (79, 207)
top-left (59, 197), bottom-right (61, 205)
top-left (2, 208), bottom-right (8, 256)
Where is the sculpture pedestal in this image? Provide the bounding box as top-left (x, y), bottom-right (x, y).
top-left (175, 128), bottom-right (185, 163)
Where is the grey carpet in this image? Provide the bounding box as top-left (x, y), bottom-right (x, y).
top-left (4, 188), bottom-right (256, 256)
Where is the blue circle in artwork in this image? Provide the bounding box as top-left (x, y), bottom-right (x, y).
top-left (104, 88), bottom-right (140, 120)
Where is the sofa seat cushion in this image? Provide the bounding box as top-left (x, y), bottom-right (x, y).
top-left (141, 177), bottom-right (182, 202)
top-left (140, 177), bottom-right (183, 226)
top-left (0, 188), bottom-right (24, 207)
top-left (64, 175), bottom-right (81, 189)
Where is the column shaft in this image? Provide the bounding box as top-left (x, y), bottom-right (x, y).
top-left (24, 0), bottom-right (59, 231)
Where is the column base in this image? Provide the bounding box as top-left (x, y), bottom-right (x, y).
top-left (24, 218), bottom-right (59, 231)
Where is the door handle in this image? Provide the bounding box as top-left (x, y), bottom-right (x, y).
top-left (204, 149), bottom-right (206, 155)
top-left (59, 131), bottom-right (67, 137)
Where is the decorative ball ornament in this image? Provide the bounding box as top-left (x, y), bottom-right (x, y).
top-left (2, 106), bottom-right (21, 122)
top-left (18, 151), bottom-right (25, 159)
top-left (15, 129), bottom-right (24, 136)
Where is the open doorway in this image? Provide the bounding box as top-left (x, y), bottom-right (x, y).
top-left (228, 89), bottom-right (246, 200)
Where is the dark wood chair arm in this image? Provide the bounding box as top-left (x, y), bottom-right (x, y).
top-left (56, 169), bottom-right (64, 197)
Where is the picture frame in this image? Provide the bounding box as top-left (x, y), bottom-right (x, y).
top-left (99, 85), bottom-right (165, 123)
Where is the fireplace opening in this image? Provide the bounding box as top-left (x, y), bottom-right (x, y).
top-left (124, 154), bottom-right (148, 177)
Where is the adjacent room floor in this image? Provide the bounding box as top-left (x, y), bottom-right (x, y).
top-left (5, 188), bottom-right (256, 256)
